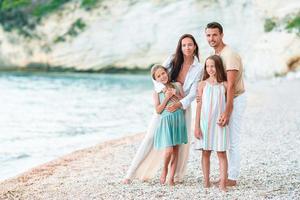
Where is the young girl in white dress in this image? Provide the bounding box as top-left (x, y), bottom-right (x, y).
top-left (194, 55), bottom-right (229, 192)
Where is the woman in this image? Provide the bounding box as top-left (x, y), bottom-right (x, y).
top-left (123, 34), bottom-right (202, 184)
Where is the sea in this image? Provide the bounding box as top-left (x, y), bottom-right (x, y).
top-left (0, 71), bottom-right (154, 181)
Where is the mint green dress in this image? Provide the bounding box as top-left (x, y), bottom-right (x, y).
top-left (154, 84), bottom-right (188, 149)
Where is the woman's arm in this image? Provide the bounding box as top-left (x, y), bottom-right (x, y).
top-left (166, 66), bottom-right (201, 112)
top-left (174, 82), bottom-right (185, 100)
top-left (179, 76), bottom-right (200, 109)
top-left (194, 81), bottom-right (205, 139)
top-left (153, 90), bottom-right (173, 114)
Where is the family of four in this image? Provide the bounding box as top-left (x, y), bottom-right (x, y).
top-left (123, 22), bottom-right (246, 192)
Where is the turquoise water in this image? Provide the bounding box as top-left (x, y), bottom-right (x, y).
top-left (0, 72), bottom-right (153, 181)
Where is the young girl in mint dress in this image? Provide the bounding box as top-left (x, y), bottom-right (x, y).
top-left (151, 64), bottom-right (188, 186)
top-left (194, 55), bottom-right (229, 192)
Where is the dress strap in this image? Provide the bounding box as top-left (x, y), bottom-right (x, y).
top-left (221, 81), bottom-right (226, 90)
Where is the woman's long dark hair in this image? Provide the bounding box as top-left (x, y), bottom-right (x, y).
top-left (202, 55), bottom-right (227, 82)
top-left (170, 34), bottom-right (199, 81)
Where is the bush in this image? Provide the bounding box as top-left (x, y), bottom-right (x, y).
top-left (33, 0), bottom-right (71, 19)
top-left (81, 0), bottom-right (99, 10)
top-left (0, 0), bottom-right (71, 37)
top-left (0, 0), bottom-right (100, 39)
top-left (285, 13), bottom-right (300, 35)
top-left (264, 18), bottom-right (277, 32)
top-left (0, 0), bottom-right (31, 10)
top-left (53, 18), bottom-right (86, 43)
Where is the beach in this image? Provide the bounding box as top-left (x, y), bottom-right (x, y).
top-left (0, 78), bottom-right (300, 200)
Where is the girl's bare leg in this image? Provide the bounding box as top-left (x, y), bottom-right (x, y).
top-left (217, 151), bottom-right (228, 192)
top-left (161, 147), bottom-right (173, 184)
top-left (169, 146), bottom-right (179, 186)
top-left (202, 150), bottom-right (212, 188)
top-left (122, 179), bottom-right (131, 184)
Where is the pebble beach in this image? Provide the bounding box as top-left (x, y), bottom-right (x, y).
top-left (0, 78), bottom-right (300, 200)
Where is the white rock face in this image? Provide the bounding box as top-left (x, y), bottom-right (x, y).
top-left (0, 0), bottom-right (299, 78)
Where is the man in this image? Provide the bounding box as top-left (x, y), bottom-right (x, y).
top-left (205, 22), bottom-right (247, 186)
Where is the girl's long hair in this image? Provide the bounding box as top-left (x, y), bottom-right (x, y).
top-left (170, 34), bottom-right (199, 82)
top-left (202, 55), bottom-right (227, 82)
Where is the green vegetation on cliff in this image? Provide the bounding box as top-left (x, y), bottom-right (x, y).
top-left (0, 0), bottom-right (99, 38)
top-left (285, 14), bottom-right (300, 35)
top-left (53, 18), bottom-right (86, 43)
top-left (264, 18), bottom-right (277, 32)
top-left (264, 12), bottom-right (300, 36)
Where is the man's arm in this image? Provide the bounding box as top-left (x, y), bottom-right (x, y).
top-left (219, 70), bottom-right (237, 126)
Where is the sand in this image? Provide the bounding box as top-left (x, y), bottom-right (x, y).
top-left (0, 78), bottom-right (300, 200)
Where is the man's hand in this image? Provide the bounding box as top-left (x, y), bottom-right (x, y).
top-left (166, 101), bottom-right (181, 112)
top-left (218, 111), bottom-right (231, 127)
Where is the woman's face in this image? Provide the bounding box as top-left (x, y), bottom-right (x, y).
top-left (181, 37), bottom-right (196, 57)
top-left (154, 68), bottom-right (169, 84)
top-left (205, 59), bottom-right (216, 77)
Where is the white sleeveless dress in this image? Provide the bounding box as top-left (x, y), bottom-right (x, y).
top-left (200, 81), bottom-right (229, 151)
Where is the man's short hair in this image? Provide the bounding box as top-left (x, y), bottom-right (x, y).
top-left (206, 22), bottom-right (223, 34)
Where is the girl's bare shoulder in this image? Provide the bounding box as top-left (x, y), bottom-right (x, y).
top-left (198, 80), bottom-right (206, 89)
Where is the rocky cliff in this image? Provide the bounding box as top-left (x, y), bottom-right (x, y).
top-left (0, 0), bottom-right (299, 78)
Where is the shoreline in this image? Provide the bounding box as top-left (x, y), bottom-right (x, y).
top-left (1, 79), bottom-right (300, 199)
top-left (0, 132), bottom-right (144, 185)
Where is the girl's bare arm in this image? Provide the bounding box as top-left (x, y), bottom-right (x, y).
top-left (153, 90), bottom-right (173, 114)
top-left (194, 81), bottom-right (205, 138)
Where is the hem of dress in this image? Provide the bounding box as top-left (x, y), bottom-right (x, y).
top-left (154, 142), bottom-right (188, 150)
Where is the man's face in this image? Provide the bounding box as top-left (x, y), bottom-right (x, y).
top-left (205, 28), bottom-right (223, 48)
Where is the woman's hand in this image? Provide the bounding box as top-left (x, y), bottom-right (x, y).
top-left (194, 127), bottom-right (203, 139)
top-left (166, 101), bottom-right (181, 112)
top-left (169, 95), bottom-right (179, 103)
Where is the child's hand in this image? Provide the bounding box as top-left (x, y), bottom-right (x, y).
top-left (194, 127), bottom-right (203, 139)
top-left (196, 94), bottom-right (201, 103)
top-left (165, 88), bottom-right (174, 99)
top-left (171, 88), bottom-right (176, 96)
